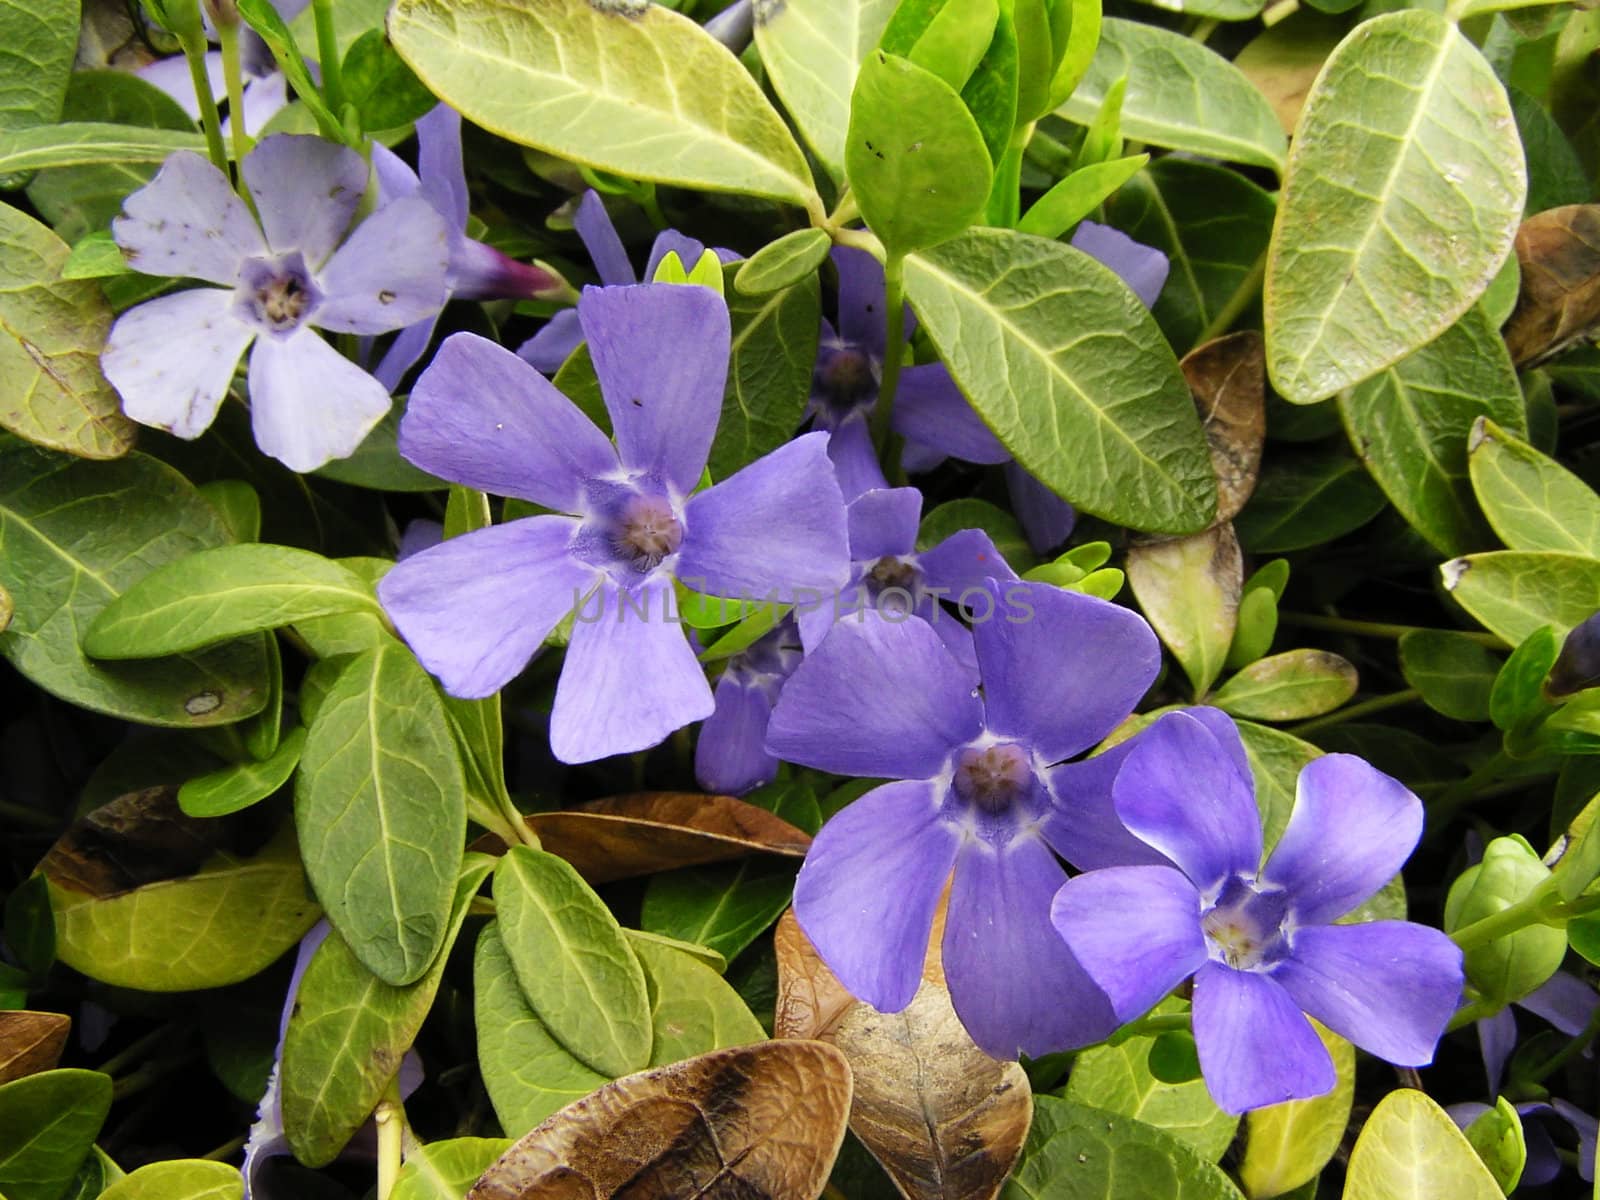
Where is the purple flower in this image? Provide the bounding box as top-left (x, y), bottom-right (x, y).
top-left (378, 283), bottom-right (849, 764)
top-left (765, 579), bottom-right (1161, 1059)
top-left (695, 616), bottom-right (803, 796)
top-left (102, 134), bottom-right (450, 471)
top-left (1448, 1100), bottom-right (1596, 1187)
top-left (1477, 971), bottom-right (1600, 1095)
top-left (1050, 710), bottom-right (1464, 1113)
top-left (371, 106), bottom-right (572, 389)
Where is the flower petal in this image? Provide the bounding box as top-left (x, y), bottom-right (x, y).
top-left (825, 417), bottom-right (889, 501)
top-left (114, 150), bottom-right (265, 285)
top-left (833, 245), bottom-right (910, 356)
top-left (1261, 754), bottom-right (1422, 924)
top-left (1272, 922), bottom-right (1465, 1067)
top-left (137, 53), bottom-right (224, 120)
top-left (1193, 962), bottom-right (1335, 1114)
top-left (919, 529), bottom-right (1015, 597)
top-left (794, 779), bottom-right (957, 1012)
top-left (973, 579), bottom-right (1161, 764)
top-left (1477, 1006), bottom-right (1516, 1096)
top-left (315, 198), bottom-right (451, 334)
top-left (1004, 463), bottom-right (1077, 554)
top-left (378, 515), bottom-right (594, 700)
top-left (416, 105), bottom-right (469, 231)
top-left (945, 836), bottom-right (1119, 1058)
top-left (678, 431), bottom-right (849, 601)
top-left (1050, 865), bottom-right (1207, 1022)
top-left (579, 283), bottom-right (729, 492)
top-left (1113, 710), bottom-right (1261, 891)
top-left (103, 288), bottom-right (253, 438)
top-left (247, 331), bottom-right (391, 472)
top-left (235, 71), bottom-right (289, 139)
top-left (516, 310), bottom-right (585, 375)
top-left (766, 609), bottom-right (981, 779)
top-left (550, 581), bottom-right (713, 764)
top-left (574, 191), bottom-right (636, 286)
top-left (1520, 970), bottom-right (1600, 1036)
top-left (847, 487), bottom-right (921, 560)
top-left (891, 365), bottom-right (1009, 464)
top-left (1071, 221), bottom-right (1170, 310)
top-left (401, 333), bottom-right (619, 511)
top-left (242, 134), bottom-right (366, 266)
top-left (695, 673), bottom-right (779, 796)
top-left (372, 314), bottom-right (441, 392)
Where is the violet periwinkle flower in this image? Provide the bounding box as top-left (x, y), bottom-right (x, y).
top-left (1447, 1100), bottom-right (1596, 1187)
top-left (695, 616), bottom-right (803, 796)
top-left (1049, 710), bottom-right (1465, 1114)
top-left (378, 283), bottom-right (849, 765)
top-left (371, 105), bottom-right (573, 390)
top-left (1476, 970), bottom-right (1600, 1096)
top-left (765, 579), bottom-right (1161, 1059)
top-left (102, 135), bottom-right (450, 471)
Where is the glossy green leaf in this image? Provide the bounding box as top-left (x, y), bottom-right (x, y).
top-left (0, 122), bottom-right (213, 176)
top-left (1003, 1096), bottom-right (1246, 1199)
top-left (494, 846), bottom-right (652, 1079)
top-left (341, 29), bottom-right (436, 132)
top-left (641, 859), bottom-right (797, 964)
top-left (474, 922), bottom-right (608, 1136)
top-left (1212, 649), bottom-right (1359, 721)
top-left (846, 51), bottom-right (993, 255)
top-left (60, 231), bottom-right (128, 280)
top-left (178, 726), bottom-right (306, 818)
top-left (1489, 626), bottom-right (1558, 735)
top-left (0, 1069), bottom-right (111, 1200)
top-left (0, 443), bottom-right (271, 727)
top-left (1236, 720), bottom-right (1322, 847)
top-left (906, 228), bottom-right (1215, 534)
top-left (296, 639), bottom-right (467, 986)
top-left (86, 545), bottom-right (383, 660)
top-left (49, 819), bottom-right (320, 991)
top-left (629, 936), bottom-right (764, 1066)
top-left (752, 0), bottom-right (898, 183)
top-left (1238, 1023), bottom-right (1354, 1198)
top-left (734, 230), bottom-right (832, 297)
top-left (1468, 416), bottom-right (1600, 556)
top-left (1343, 1088), bottom-right (1503, 1200)
top-left (390, 0), bottom-right (819, 209)
top-left (0, 202), bottom-right (133, 459)
top-left (98, 1161), bottom-right (241, 1200)
top-left (882, 0), bottom-right (1019, 164)
top-left (1126, 526), bottom-right (1242, 699)
top-left (282, 856), bottom-right (493, 1167)
top-left (1047, 0), bottom-right (1101, 111)
top-left (391, 1137), bottom-right (514, 1200)
top-left (59, 1146), bottom-right (124, 1200)
top-left (1398, 631), bottom-right (1501, 722)
top-left (0, 0), bottom-right (75, 143)
top-left (1441, 551), bottom-right (1600, 645)
top-left (918, 497), bottom-right (1035, 569)
top-left (1017, 154), bottom-right (1147, 240)
top-left (1264, 11), bottom-right (1526, 403)
top-left (1225, 586), bottom-right (1278, 670)
top-left (1338, 306), bottom-right (1525, 556)
top-left (197, 481), bottom-right (262, 545)
top-left (1234, 447), bottom-right (1386, 553)
top-left (1056, 19), bottom-right (1285, 172)
top-left (1462, 1096), bottom-right (1526, 1193)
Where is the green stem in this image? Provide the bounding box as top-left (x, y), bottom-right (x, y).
top-left (1447, 996), bottom-right (1503, 1033)
top-left (216, 19), bottom-right (253, 167)
top-left (178, 20), bottom-right (229, 175)
top-left (1520, 1000), bottom-right (1600, 1085)
top-left (1287, 689), bottom-right (1422, 736)
top-left (202, 1135), bottom-right (247, 1162)
top-left (826, 187), bottom-right (859, 229)
top-left (375, 1079), bottom-right (404, 1200)
top-left (1109, 1012), bottom-right (1190, 1043)
top-left (1427, 750), bottom-right (1514, 828)
top-left (1278, 611), bottom-right (1504, 647)
top-left (1188, 17), bottom-right (1220, 43)
top-left (97, 1026), bottom-right (177, 1078)
top-left (1450, 877), bottom-right (1563, 953)
top-left (1192, 249), bottom-right (1266, 349)
top-left (638, 182), bottom-right (667, 231)
top-left (312, 0), bottom-right (344, 115)
top-left (870, 254), bottom-right (908, 469)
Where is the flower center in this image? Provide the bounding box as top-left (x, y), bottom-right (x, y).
top-left (813, 346), bottom-right (877, 419)
top-left (234, 252), bottom-right (321, 336)
top-left (611, 493), bottom-right (683, 573)
top-left (865, 555), bottom-right (918, 595)
top-left (1200, 876), bottom-right (1289, 971)
top-left (952, 742), bottom-right (1033, 814)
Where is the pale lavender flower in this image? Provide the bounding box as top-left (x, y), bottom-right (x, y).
top-left (695, 616), bottom-right (803, 796)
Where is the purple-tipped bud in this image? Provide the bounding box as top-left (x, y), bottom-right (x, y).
top-left (1549, 610), bottom-right (1600, 697)
top-left (705, 0), bottom-right (754, 51)
top-left (450, 239), bottom-right (577, 304)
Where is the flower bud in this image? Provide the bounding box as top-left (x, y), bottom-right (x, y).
top-left (1444, 835), bottom-right (1566, 1005)
top-left (1549, 610), bottom-right (1600, 698)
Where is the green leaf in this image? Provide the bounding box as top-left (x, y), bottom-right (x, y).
top-left (0, 1070), bottom-right (112, 1200)
top-left (282, 856), bottom-right (493, 1167)
top-left (1398, 630), bottom-right (1501, 722)
top-left (1047, 0), bottom-right (1101, 111)
top-left (341, 29), bottom-right (436, 132)
top-left (734, 230), bottom-right (832, 298)
top-left (845, 51), bottom-right (994, 255)
top-left (1126, 526), bottom-right (1242, 699)
top-left (1104, 158), bottom-right (1275, 356)
top-left (710, 260), bottom-right (820, 481)
top-left (287, 0), bottom-right (390, 61)
top-left (629, 935), bottom-right (764, 1066)
top-left (296, 639), bottom-right (467, 986)
top-left (314, 404), bottom-right (448, 493)
top-left (1490, 626), bottom-right (1559, 734)
top-left (0, 202), bottom-right (134, 459)
top-left (1236, 720), bottom-right (1322, 847)
top-left (473, 922), bottom-right (608, 1136)
top-left (917, 497), bottom-right (1036, 569)
top-left (197, 480), bottom-right (262, 545)
top-left (0, 444), bottom-right (272, 727)
top-left (98, 1161), bottom-right (241, 1200)
top-left (48, 818), bottom-right (320, 991)
top-left (0, 0), bottom-right (76, 140)
top-left (391, 1138), bottom-right (514, 1200)
top-left (905, 227), bottom-right (1215, 534)
top-left (1468, 416), bottom-right (1600, 556)
top-left (61, 231), bottom-right (129, 280)
top-left (1233, 447), bottom-right (1386, 553)
top-left (904, 0), bottom-right (1000, 93)
top-left (752, 0), bottom-right (898, 183)
top-left (1343, 1087), bottom-right (1502, 1200)
top-left (1238, 1023), bottom-right (1355, 1199)
top-left (1017, 154), bottom-right (1148, 240)
top-left (1211, 649), bottom-right (1359, 721)
top-left (0, 122), bottom-right (212, 175)
top-left (1338, 306), bottom-right (1525, 556)
top-left (236, 0), bottom-right (345, 141)
top-left (641, 859), bottom-right (797, 964)
top-left (1264, 11), bottom-right (1526, 403)
top-left (1056, 19), bottom-right (1286, 172)
top-left (4, 874), bottom-right (54, 979)
top-left (1441, 551), bottom-right (1600, 645)
top-left (494, 846), bottom-right (652, 1079)
top-left (86, 545), bottom-right (384, 660)
top-left (1462, 1097), bottom-right (1526, 1194)
top-left (1225, 585), bottom-right (1278, 670)
top-left (1003, 1096), bottom-right (1246, 1199)
top-left (390, 0), bottom-right (819, 209)
top-left (178, 726), bottom-right (307, 818)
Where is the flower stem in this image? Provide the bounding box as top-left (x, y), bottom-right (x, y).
top-left (1278, 611), bottom-right (1504, 647)
top-left (312, 0), bottom-right (344, 116)
top-left (1447, 995), bottom-right (1503, 1032)
top-left (201, 1135), bottom-right (247, 1162)
top-left (1192, 249), bottom-right (1265, 349)
top-left (1109, 1011), bottom-right (1191, 1043)
top-left (375, 1078), bottom-right (404, 1200)
top-left (177, 15), bottom-right (229, 175)
top-left (216, 19), bottom-right (253, 165)
top-left (1449, 876), bottom-right (1563, 953)
top-left (1287, 689), bottom-right (1422, 736)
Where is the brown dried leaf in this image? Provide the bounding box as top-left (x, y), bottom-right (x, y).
top-left (467, 1041), bottom-right (853, 1200)
top-left (520, 793), bottom-right (812, 884)
top-left (1504, 204), bottom-right (1600, 366)
top-left (1183, 331), bottom-right (1265, 525)
top-left (0, 1011), bottom-right (70, 1084)
top-left (773, 909), bottom-right (859, 1041)
top-left (38, 786), bottom-right (232, 897)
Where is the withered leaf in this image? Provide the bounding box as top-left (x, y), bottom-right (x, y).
top-left (38, 786), bottom-right (235, 897)
top-left (772, 910), bottom-right (858, 1042)
top-left (520, 793), bottom-right (811, 884)
top-left (0, 1011), bottom-right (70, 1084)
top-left (1183, 331), bottom-right (1266, 525)
top-left (1503, 204), bottom-right (1600, 366)
top-left (467, 1040), bottom-right (853, 1200)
